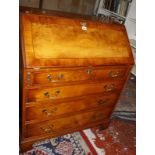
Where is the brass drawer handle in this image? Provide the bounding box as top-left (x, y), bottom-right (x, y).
top-left (104, 84), bottom-right (115, 92)
top-left (109, 71), bottom-right (121, 78)
top-left (42, 107), bottom-right (57, 116)
top-left (98, 99), bottom-right (109, 105)
top-left (47, 74), bottom-right (58, 82)
top-left (40, 124), bottom-right (54, 133)
top-left (55, 90), bottom-right (60, 95)
top-left (47, 74), bottom-right (64, 82)
top-left (42, 109), bottom-right (50, 115)
top-left (44, 90), bottom-right (60, 98)
top-left (47, 74), bottom-right (52, 81)
top-left (44, 92), bottom-right (50, 97)
top-left (58, 73), bottom-right (64, 79)
top-left (86, 68), bottom-right (92, 75)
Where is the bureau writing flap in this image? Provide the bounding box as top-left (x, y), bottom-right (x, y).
top-left (20, 13), bottom-right (134, 68)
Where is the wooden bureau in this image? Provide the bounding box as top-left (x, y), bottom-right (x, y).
top-left (20, 13), bottom-right (134, 151)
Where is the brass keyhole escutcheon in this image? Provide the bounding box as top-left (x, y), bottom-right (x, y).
top-left (80, 22), bottom-right (87, 31)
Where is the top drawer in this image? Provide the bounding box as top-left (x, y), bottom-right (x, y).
top-left (26, 66), bottom-right (128, 86)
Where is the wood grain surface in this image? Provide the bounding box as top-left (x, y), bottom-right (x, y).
top-left (20, 13), bottom-right (134, 152)
top-left (20, 13), bottom-right (134, 67)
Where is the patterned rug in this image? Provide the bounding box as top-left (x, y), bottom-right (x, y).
top-left (85, 119), bottom-right (136, 155)
top-left (20, 132), bottom-right (96, 155)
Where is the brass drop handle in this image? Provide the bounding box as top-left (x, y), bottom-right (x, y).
top-left (104, 84), bottom-right (115, 92)
top-left (40, 124), bottom-right (54, 133)
top-left (109, 71), bottom-right (121, 78)
top-left (42, 107), bottom-right (57, 116)
top-left (47, 73), bottom-right (64, 82)
top-left (98, 99), bottom-right (109, 105)
top-left (47, 74), bottom-right (52, 81)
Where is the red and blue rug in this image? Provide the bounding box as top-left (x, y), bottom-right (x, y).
top-left (21, 131), bottom-right (96, 155)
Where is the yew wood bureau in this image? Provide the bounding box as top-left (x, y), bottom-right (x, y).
top-left (20, 13), bottom-right (134, 151)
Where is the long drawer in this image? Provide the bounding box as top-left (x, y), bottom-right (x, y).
top-left (26, 94), bottom-right (118, 122)
top-left (25, 108), bottom-right (112, 138)
top-left (26, 66), bottom-right (127, 86)
top-left (27, 81), bottom-right (123, 102)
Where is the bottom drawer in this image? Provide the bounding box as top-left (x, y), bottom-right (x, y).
top-left (25, 108), bottom-right (112, 138)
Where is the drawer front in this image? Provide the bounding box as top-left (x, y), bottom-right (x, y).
top-left (25, 108), bottom-right (111, 138)
top-left (27, 66), bottom-right (127, 86)
top-left (27, 81), bottom-right (123, 102)
top-left (26, 94), bottom-right (118, 122)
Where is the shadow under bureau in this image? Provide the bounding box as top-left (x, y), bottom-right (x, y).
top-left (20, 13), bottom-right (134, 151)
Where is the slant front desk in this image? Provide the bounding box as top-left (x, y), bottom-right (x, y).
top-left (20, 13), bottom-right (134, 151)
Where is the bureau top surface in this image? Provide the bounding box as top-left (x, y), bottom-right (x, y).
top-left (20, 13), bottom-right (134, 68)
